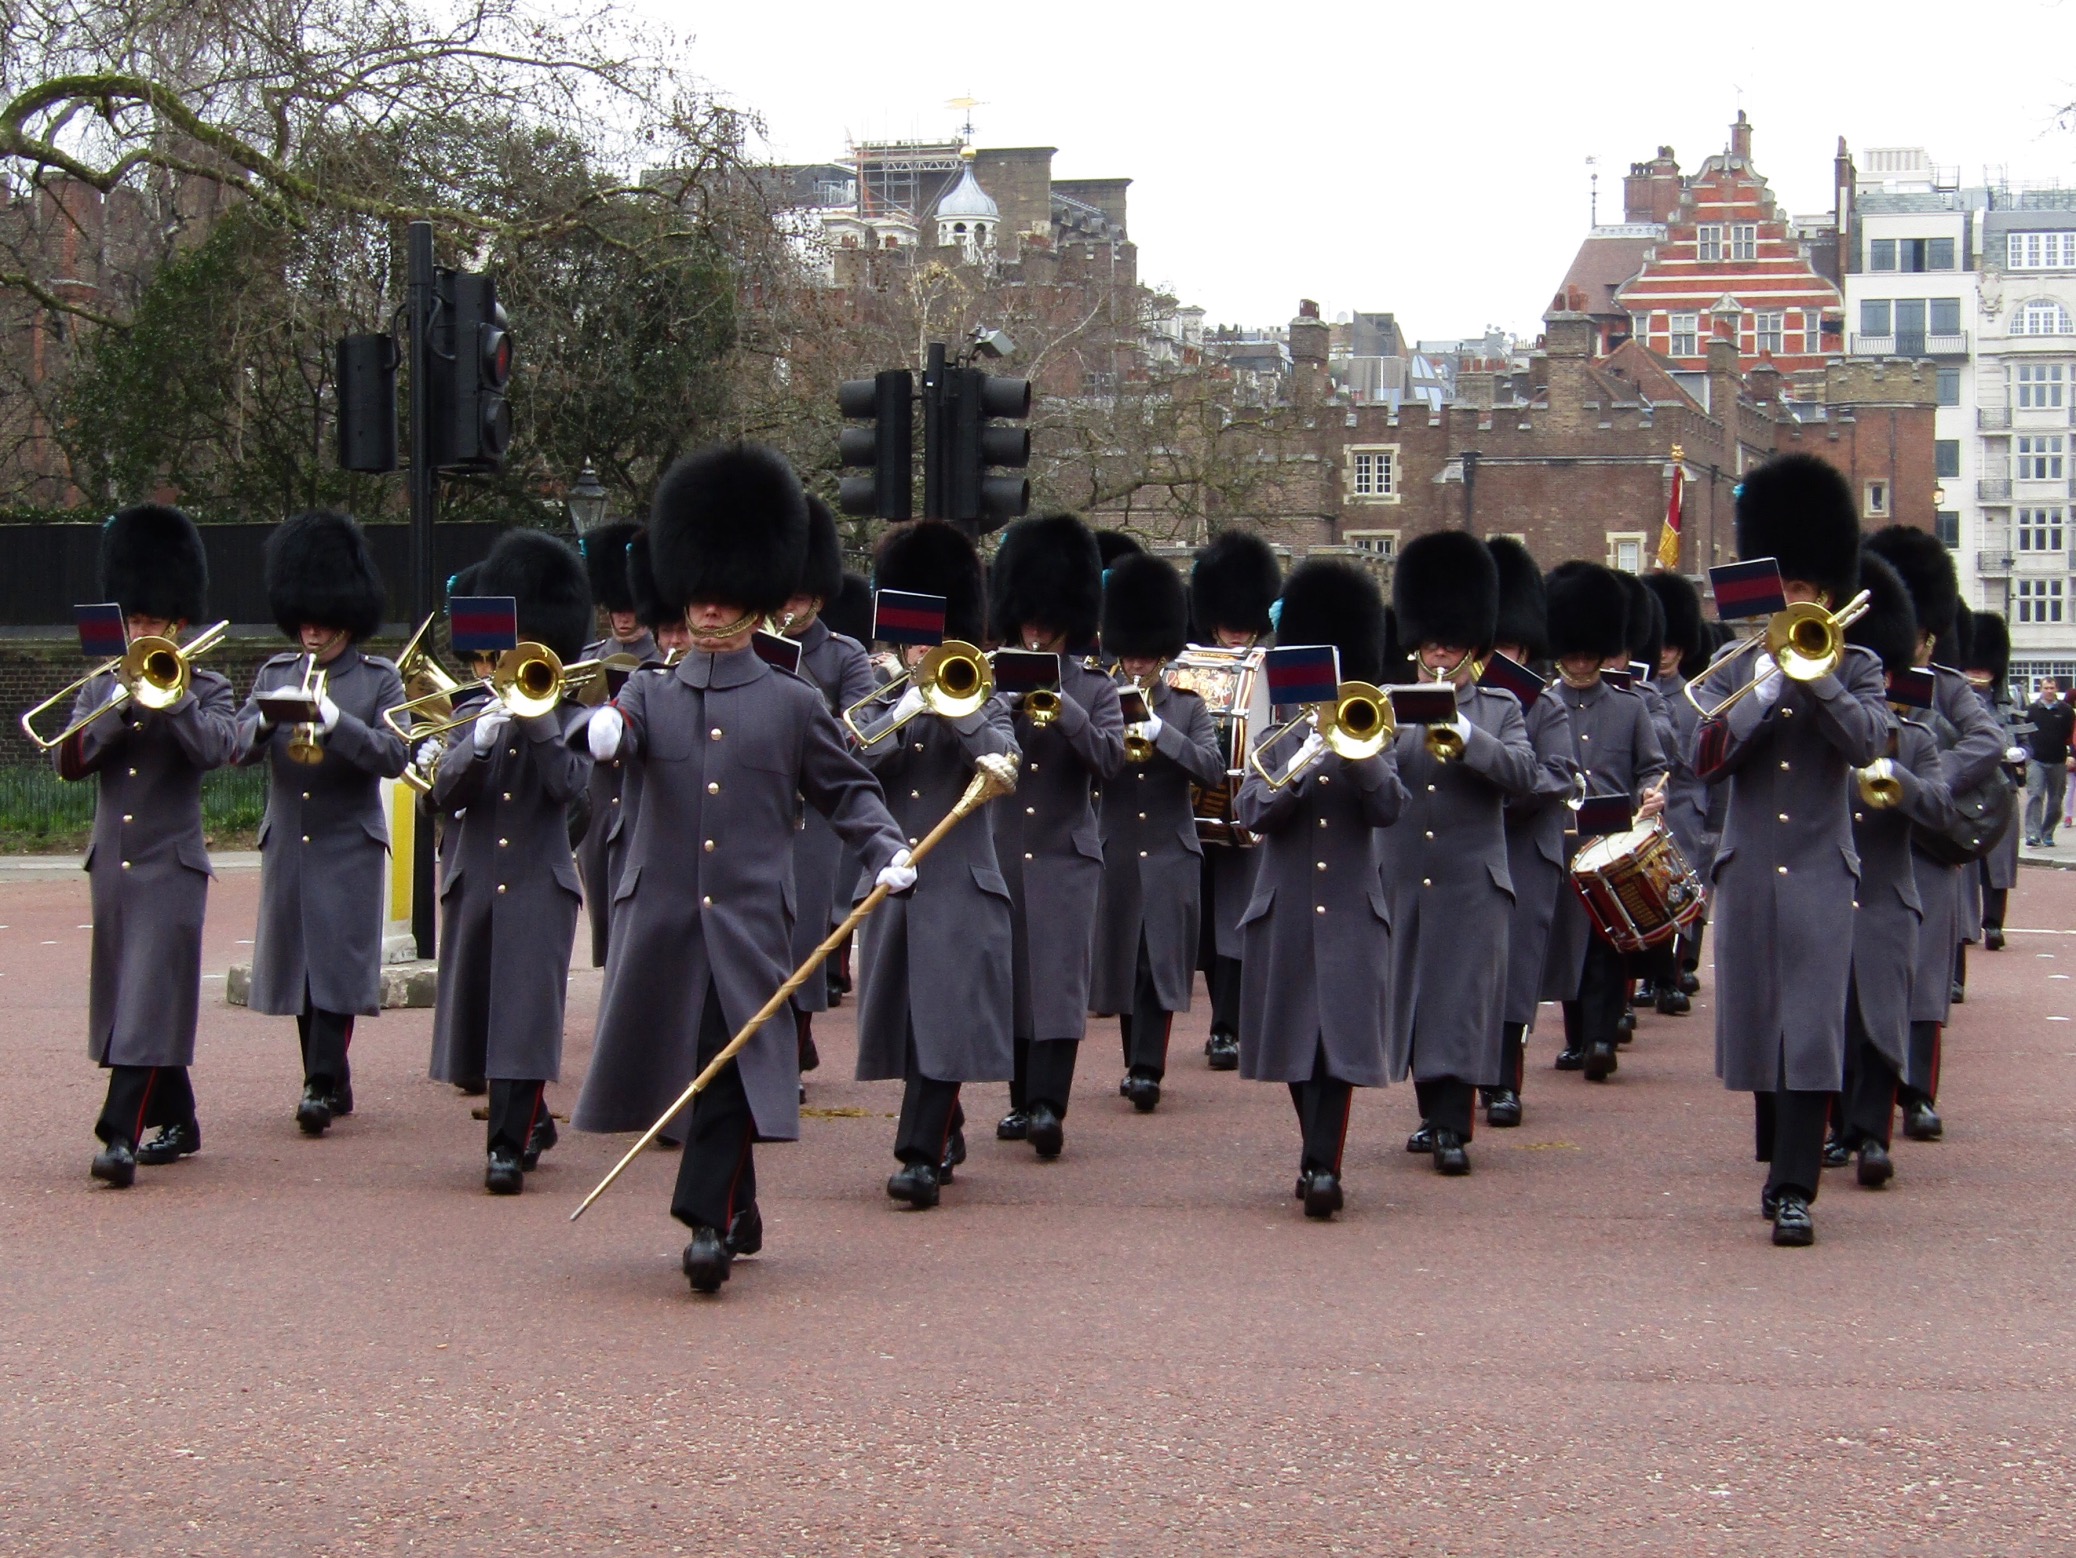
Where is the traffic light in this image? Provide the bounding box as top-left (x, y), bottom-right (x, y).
top-left (948, 367), bottom-right (1031, 533)
top-left (430, 270), bottom-right (512, 473)
top-left (335, 333), bottom-right (398, 473)
top-left (837, 369), bottom-right (913, 520)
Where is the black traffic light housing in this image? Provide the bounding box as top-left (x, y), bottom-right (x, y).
top-left (335, 333), bottom-right (398, 473)
top-left (837, 369), bottom-right (914, 520)
top-left (431, 269), bottom-right (512, 473)
top-left (949, 367), bottom-right (1031, 533)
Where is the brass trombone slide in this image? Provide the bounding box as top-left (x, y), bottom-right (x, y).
top-left (841, 641), bottom-right (994, 747)
top-left (1245, 681), bottom-right (1395, 790)
top-left (382, 641), bottom-right (602, 745)
top-left (20, 620), bottom-right (230, 751)
top-left (1684, 591), bottom-right (1872, 721)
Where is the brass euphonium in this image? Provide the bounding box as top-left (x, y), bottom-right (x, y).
top-left (1855, 756), bottom-right (1904, 808)
top-left (1686, 591), bottom-right (1873, 720)
top-left (383, 615), bottom-right (466, 793)
top-left (19, 620), bottom-right (231, 750)
top-left (1247, 681), bottom-right (1395, 790)
top-left (841, 641), bottom-right (994, 747)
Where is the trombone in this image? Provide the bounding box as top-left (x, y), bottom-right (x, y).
top-left (383, 641), bottom-right (602, 745)
top-left (21, 620), bottom-right (230, 750)
top-left (841, 641), bottom-right (993, 747)
top-left (1685, 591), bottom-right (1872, 721)
top-left (384, 615), bottom-right (466, 792)
top-left (1246, 681), bottom-right (1395, 790)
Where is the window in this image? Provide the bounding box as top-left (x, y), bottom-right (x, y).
top-left (1861, 299), bottom-right (1892, 336)
top-left (1876, 237), bottom-right (1958, 272)
top-left (1928, 237), bottom-right (1956, 270)
top-left (1865, 480), bottom-right (1889, 517)
top-left (2008, 232), bottom-right (2076, 270)
top-left (2017, 363), bottom-right (2065, 408)
top-left (1669, 314), bottom-right (1699, 356)
top-left (1871, 238), bottom-right (1896, 271)
top-left (2017, 577), bottom-right (2066, 623)
top-left (1606, 533), bottom-right (1645, 573)
top-left (1938, 367), bottom-right (1961, 406)
top-left (1755, 311), bottom-right (1784, 354)
top-left (1935, 510), bottom-right (1961, 546)
top-left (2017, 435), bottom-right (2065, 480)
top-left (1730, 224), bottom-right (1757, 261)
top-left (1344, 529), bottom-right (1399, 562)
top-left (1347, 445), bottom-right (1399, 501)
top-left (1697, 225), bottom-right (1723, 262)
top-left (1930, 297), bottom-right (1962, 336)
top-left (1936, 439), bottom-right (1961, 479)
top-left (2014, 299), bottom-right (2075, 336)
top-left (2018, 507), bottom-right (2065, 551)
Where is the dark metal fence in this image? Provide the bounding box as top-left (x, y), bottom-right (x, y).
top-left (0, 763), bottom-right (267, 846)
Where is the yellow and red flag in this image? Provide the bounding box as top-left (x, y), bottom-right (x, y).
top-left (1656, 446), bottom-right (1685, 571)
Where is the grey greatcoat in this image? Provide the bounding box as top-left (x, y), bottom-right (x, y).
top-left (1542, 678), bottom-right (1668, 1002)
top-left (1978, 688), bottom-right (2021, 894)
top-left (1091, 682), bottom-right (1225, 1013)
top-left (427, 700), bottom-right (593, 1086)
top-left (852, 701), bottom-right (1020, 1082)
top-left (1851, 720), bottom-right (1954, 1070)
top-left (577, 630), bottom-right (658, 966)
top-left (1233, 730), bottom-right (1408, 1085)
top-left (788, 618), bottom-right (877, 1013)
top-left (1690, 642), bottom-right (1891, 1092)
top-left (235, 647), bottom-right (409, 1017)
top-left (1502, 691), bottom-right (1580, 1029)
top-left (575, 648), bottom-right (903, 1142)
top-left (1652, 671), bottom-right (1715, 879)
top-left (58, 669), bottom-right (240, 1068)
top-left (1909, 668), bottom-right (2008, 1022)
top-left (989, 657), bottom-right (1125, 1042)
top-left (1379, 684), bottom-right (1538, 1083)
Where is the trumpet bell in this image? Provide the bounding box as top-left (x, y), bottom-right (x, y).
top-left (918, 643), bottom-right (992, 719)
top-left (1024, 688), bottom-right (1062, 728)
top-left (1322, 682), bottom-right (1394, 761)
top-left (1425, 724), bottom-right (1465, 762)
top-left (1856, 757), bottom-right (1903, 808)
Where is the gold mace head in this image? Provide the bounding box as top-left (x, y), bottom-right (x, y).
top-left (955, 752), bottom-right (1021, 815)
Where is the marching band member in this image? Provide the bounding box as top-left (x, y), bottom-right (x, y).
top-left (1642, 569), bottom-right (1716, 1011)
top-left (581, 445), bottom-right (908, 1294)
top-left (1232, 559), bottom-right (1406, 1219)
top-left (576, 520), bottom-right (654, 968)
top-left (1189, 530), bottom-right (1281, 1071)
top-left (1962, 613), bottom-right (2019, 952)
top-left (1481, 538), bottom-right (1578, 1128)
top-left (1828, 552), bottom-right (1955, 1188)
top-left (1689, 455), bottom-right (1891, 1246)
top-left (821, 567), bottom-right (877, 1005)
top-left (233, 511), bottom-right (407, 1137)
top-left (1619, 572), bottom-right (1685, 1022)
top-left (1864, 527), bottom-right (2004, 1143)
top-left (989, 514), bottom-right (1126, 1160)
top-left (1091, 553), bottom-right (1225, 1113)
top-left (781, 497), bottom-right (877, 1076)
top-left (1544, 562), bottom-right (1667, 1082)
top-left (425, 530), bottom-right (596, 1195)
top-left (62, 506), bottom-right (240, 1188)
top-left (851, 522), bottom-right (1017, 1207)
top-left (1382, 533), bottom-right (1537, 1175)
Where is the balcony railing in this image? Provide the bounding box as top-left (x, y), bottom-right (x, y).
top-left (1980, 405), bottom-right (2013, 430)
top-left (1978, 550), bottom-right (2015, 576)
top-left (1849, 331), bottom-right (1969, 357)
top-left (1980, 478), bottom-right (2014, 500)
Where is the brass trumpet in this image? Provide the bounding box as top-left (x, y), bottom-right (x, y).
top-left (1119, 669), bottom-right (1160, 764)
top-left (1417, 653), bottom-right (1480, 761)
top-left (1023, 687), bottom-right (1062, 728)
top-left (20, 620), bottom-right (230, 750)
top-left (1686, 591), bottom-right (1872, 720)
top-left (841, 641), bottom-right (994, 746)
top-left (1247, 681), bottom-right (1396, 790)
top-left (1855, 757), bottom-right (1903, 808)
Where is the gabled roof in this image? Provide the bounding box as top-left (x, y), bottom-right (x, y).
top-left (1597, 338), bottom-right (1706, 413)
top-left (1558, 230), bottom-right (1655, 319)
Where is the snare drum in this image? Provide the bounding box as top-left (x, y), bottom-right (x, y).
top-left (1163, 646), bottom-right (1269, 846)
top-left (1568, 820), bottom-right (1705, 953)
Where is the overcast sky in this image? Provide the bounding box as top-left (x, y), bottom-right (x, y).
top-left (644, 1), bottom-right (2076, 341)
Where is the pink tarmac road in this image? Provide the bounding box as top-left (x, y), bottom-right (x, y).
top-left (1, 863), bottom-right (2073, 1555)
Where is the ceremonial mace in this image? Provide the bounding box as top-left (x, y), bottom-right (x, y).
top-left (570, 752), bottom-right (1020, 1221)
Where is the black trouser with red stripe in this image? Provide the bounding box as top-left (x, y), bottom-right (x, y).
top-left (1491, 1021), bottom-right (1528, 1095)
top-left (1011, 1037), bottom-right (1081, 1118)
top-left (485, 1079), bottom-right (545, 1155)
top-left (297, 1006), bottom-right (354, 1094)
top-left (1838, 985), bottom-right (1900, 1150)
top-left (1755, 1083), bottom-right (1829, 1203)
top-left (1899, 1020), bottom-right (1942, 1108)
top-left (1118, 935), bottom-right (1174, 1081)
top-left (895, 1023), bottom-right (962, 1167)
top-left (1563, 938), bottom-right (1628, 1053)
top-left (1414, 1074), bottom-right (1475, 1138)
top-left (671, 986), bottom-right (759, 1232)
top-left (96, 1064), bottom-right (196, 1146)
top-left (1288, 1044), bottom-right (1353, 1177)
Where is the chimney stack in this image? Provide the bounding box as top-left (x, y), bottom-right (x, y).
top-left (1729, 110), bottom-right (1753, 164)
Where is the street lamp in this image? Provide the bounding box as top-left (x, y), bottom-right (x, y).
top-left (566, 462), bottom-right (608, 534)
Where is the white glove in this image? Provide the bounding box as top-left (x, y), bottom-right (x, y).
top-left (1752, 652), bottom-right (1785, 709)
top-left (1140, 713), bottom-right (1165, 743)
top-left (1289, 729), bottom-right (1327, 773)
top-left (317, 693), bottom-right (341, 735)
top-left (588, 706), bottom-right (625, 760)
top-left (1449, 714), bottom-right (1473, 741)
top-left (472, 699), bottom-right (511, 753)
top-left (2007, 745), bottom-right (2030, 765)
top-left (414, 738), bottom-right (442, 772)
top-left (890, 684), bottom-right (927, 724)
top-left (876, 846), bottom-right (917, 893)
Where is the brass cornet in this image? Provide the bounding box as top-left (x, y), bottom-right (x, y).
top-left (20, 620), bottom-right (230, 750)
top-left (1022, 687), bottom-right (1062, 729)
top-left (1247, 682), bottom-right (1395, 790)
top-left (1119, 668), bottom-right (1161, 764)
top-left (1855, 757), bottom-right (1903, 808)
top-left (285, 657), bottom-right (329, 767)
top-left (842, 641), bottom-right (994, 747)
top-left (1686, 591), bottom-right (1872, 720)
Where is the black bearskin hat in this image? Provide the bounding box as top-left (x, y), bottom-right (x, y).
top-left (1190, 529), bottom-right (1280, 640)
top-left (1619, 572), bottom-right (1663, 668)
top-left (989, 513), bottom-right (1103, 647)
top-left (1392, 530), bottom-right (1498, 651)
top-left (649, 442), bottom-right (807, 615)
top-left (1378, 603), bottom-right (1413, 686)
top-left (1544, 561), bottom-right (1630, 660)
top-left (474, 529), bottom-right (593, 665)
top-left (1845, 550), bottom-right (1920, 680)
top-left (798, 496), bottom-right (844, 605)
top-left (625, 531), bottom-right (676, 634)
top-left (580, 521), bottom-right (642, 617)
top-left (1101, 553), bottom-right (1189, 661)
top-left (1865, 524), bottom-right (1959, 643)
top-left (1487, 537), bottom-right (1547, 660)
top-left (1643, 570), bottom-right (1706, 677)
top-left (1943, 603), bottom-right (1974, 672)
top-left (1095, 529), bottom-right (1145, 570)
top-left (877, 521), bottom-right (988, 645)
top-left (1734, 453), bottom-right (1862, 605)
top-left (823, 571), bottom-right (873, 646)
top-left (266, 509), bottom-right (385, 642)
top-left (101, 503), bottom-right (207, 624)
top-left (1965, 610), bottom-right (2010, 688)
top-left (1275, 558), bottom-right (1385, 685)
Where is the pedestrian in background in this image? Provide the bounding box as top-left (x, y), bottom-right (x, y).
top-left (2021, 676), bottom-right (2074, 847)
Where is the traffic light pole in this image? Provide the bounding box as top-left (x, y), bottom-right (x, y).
top-left (406, 220), bottom-right (438, 960)
top-left (921, 342), bottom-right (948, 523)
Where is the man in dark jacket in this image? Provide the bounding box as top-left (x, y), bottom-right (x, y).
top-left (576, 520), bottom-right (657, 968)
top-left (2022, 676), bottom-right (2073, 847)
top-left (59, 505), bottom-right (240, 1187)
top-left (234, 511), bottom-right (408, 1137)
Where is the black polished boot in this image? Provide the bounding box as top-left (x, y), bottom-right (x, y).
top-left (1431, 1130), bottom-right (1470, 1176)
top-left (1655, 987), bottom-right (1690, 1016)
top-left (682, 1227), bottom-right (732, 1293)
top-left (1405, 1123), bottom-right (1435, 1154)
top-left (1554, 1048), bottom-right (1586, 1071)
top-left (1771, 1191), bottom-right (1815, 1246)
top-left (1300, 1170), bottom-right (1344, 1219)
top-left (1025, 1103), bottom-right (1064, 1159)
top-left (1857, 1141), bottom-right (1895, 1188)
top-left (1583, 1041), bottom-right (1617, 1082)
top-left (520, 1113), bottom-right (559, 1172)
top-left (939, 1127), bottom-right (967, 1183)
top-left (1120, 1072), bottom-right (1161, 1113)
top-left (295, 1083), bottom-right (332, 1137)
top-left (725, 1203), bottom-right (764, 1257)
top-left (135, 1120), bottom-right (201, 1166)
top-left (1484, 1088), bottom-right (1522, 1127)
top-left (91, 1138), bottom-right (136, 1188)
top-left (996, 1108), bottom-right (1029, 1141)
top-left (886, 1161), bottom-right (942, 1209)
top-left (1902, 1099), bottom-right (1943, 1141)
top-left (484, 1146), bottom-right (524, 1195)
top-left (1205, 1029), bottom-right (1239, 1071)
